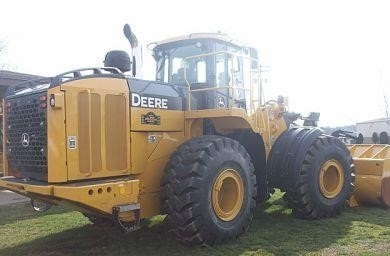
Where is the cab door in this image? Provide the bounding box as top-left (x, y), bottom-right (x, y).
top-left (61, 77), bottom-right (130, 181)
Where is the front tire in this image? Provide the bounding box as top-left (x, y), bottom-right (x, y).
top-left (285, 136), bottom-right (354, 218)
top-left (161, 135), bottom-right (257, 246)
top-left (268, 127), bottom-right (355, 219)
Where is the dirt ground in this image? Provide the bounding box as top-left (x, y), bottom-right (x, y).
top-left (0, 189), bottom-right (29, 205)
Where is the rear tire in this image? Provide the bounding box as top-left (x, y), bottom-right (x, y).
top-left (268, 127), bottom-right (355, 219)
top-left (161, 135), bottom-right (257, 246)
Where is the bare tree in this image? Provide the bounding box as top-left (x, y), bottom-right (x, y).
top-left (0, 41), bottom-right (8, 69)
top-left (0, 41), bottom-right (5, 55)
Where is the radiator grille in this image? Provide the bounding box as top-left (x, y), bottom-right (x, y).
top-left (6, 91), bottom-right (48, 180)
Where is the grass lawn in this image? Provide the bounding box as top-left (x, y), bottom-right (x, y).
top-left (0, 191), bottom-right (389, 256)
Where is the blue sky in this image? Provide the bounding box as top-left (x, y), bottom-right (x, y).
top-left (1, 0), bottom-right (389, 127)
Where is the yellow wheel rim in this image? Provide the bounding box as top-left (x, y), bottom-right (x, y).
top-left (318, 160), bottom-right (345, 199)
top-left (212, 168), bottom-right (244, 221)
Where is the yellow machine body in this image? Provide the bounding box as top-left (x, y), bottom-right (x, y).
top-left (7, 30), bottom-right (387, 231)
top-left (0, 60), bottom-right (287, 221)
top-left (348, 144), bottom-right (390, 207)
top-left (4, 28), bottom-right (390, 246)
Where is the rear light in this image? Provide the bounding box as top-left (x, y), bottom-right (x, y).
top-left (39, 95), bottom-right (47, 109)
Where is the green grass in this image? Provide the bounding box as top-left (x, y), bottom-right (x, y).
top-left (1, 192), bottom-right (390, 256)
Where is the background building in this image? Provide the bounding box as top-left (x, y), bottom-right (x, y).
top-left (0, 70), bottom-right (47, 98)
top-left (356, 117), bottom-right (390, 144)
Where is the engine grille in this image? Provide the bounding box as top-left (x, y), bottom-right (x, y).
top-left (6, 91), bottom-right (48, 181)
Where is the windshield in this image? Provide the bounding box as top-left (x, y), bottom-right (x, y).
top-left (152, 37), bottom-right (261, 113)
top-left (154, 39), bottom-right (214, 85)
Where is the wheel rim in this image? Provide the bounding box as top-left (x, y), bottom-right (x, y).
top-left (318, 160), bottom-right (345, 199)
top-left (212, 168), bottom-right (244, 221)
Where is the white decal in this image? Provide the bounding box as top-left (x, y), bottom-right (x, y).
top-left (132, 93), bottom-right (168, 109)
top-left (148, 135), bottom-right (157, 143)
top-left (68, 136), bottom-right (77, 149)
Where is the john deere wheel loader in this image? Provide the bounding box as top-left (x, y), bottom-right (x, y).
top-left (0, 24), bottom-right (388, 246)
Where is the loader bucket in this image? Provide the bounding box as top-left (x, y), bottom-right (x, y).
top-left (348, 144), bottom-right (390, 207)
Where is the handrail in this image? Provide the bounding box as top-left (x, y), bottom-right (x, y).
top-left (183, 50), bottom-right (259, 63)
top-left (189, 86), bottom-right (250, 93)
top-left (50, 67), bottom-right (124, 88)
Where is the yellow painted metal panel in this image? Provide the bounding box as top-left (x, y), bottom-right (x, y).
top-left (133, 132), bottom-right (184, 191)
top-left (349, 144), bottom-right (390, 159)
top-left (0, 177), bottom-right (139, 216)
top-left (348, 144), bottom-right (390, 206)
top-left (0, 178), bottom-right (54, 196)
top-left (105, 95), bottom-right (127, 171)
top-left (77, 92), bottom-right (102, 173)
top-left (131, 131), bottom-right (185, 217)
top-left (130, 131), bottom-right (185, 175)
top-left (130, 132), bottom-right (155, 174)
top-left (353, 159), bottom-right (384, 176)
top-left (78, 91), bottom-right (90, 173)
top-left (184, 118), bottom-right (203, 140)
top-left (53, 179), bottom-right (139, 214)
top-left (185, 108), bottom-right (250, 121)
top-left (91, 94), bottom-right (102, 172)
top-left (47, 87), bottom-right (67, 183)
top-left (138, 154), bottom-right (174, 194)
top-left (353, 175), bottom-right (382, 205)
top-left (138, 192), bottom-right (161, 218)
top-left (63, 78), bottom-right (130, 181)
top-left (65, 87), bottom-right (82, 180)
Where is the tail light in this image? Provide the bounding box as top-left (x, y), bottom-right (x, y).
top-left (40, 95), bottom-right (47, 109)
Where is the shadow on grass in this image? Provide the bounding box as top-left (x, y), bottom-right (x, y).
top-left (4, 198), bottom-right (389, 256)
top-left (0, 218), bottom-right (198, 256)
top-left (244, 198), bottom-right (390, 255)
top-left (0, 202), bottom-right (73, 226)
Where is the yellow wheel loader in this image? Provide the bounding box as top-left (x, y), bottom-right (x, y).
top-left (0, 24), bottom-right (389, 246)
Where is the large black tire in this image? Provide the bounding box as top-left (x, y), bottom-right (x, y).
top-left (161, 135), bottom-right (257, 246)
top-left (268, 127), bottom-right (355, 219)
